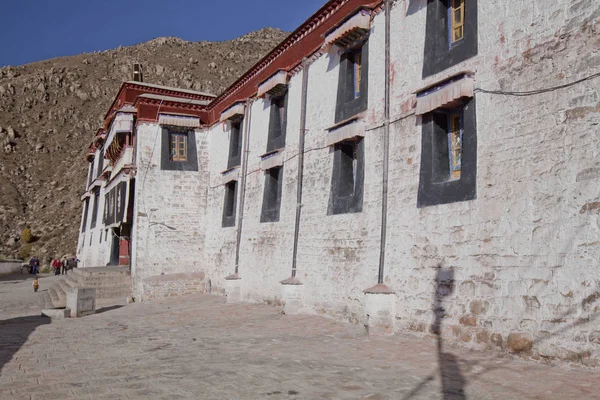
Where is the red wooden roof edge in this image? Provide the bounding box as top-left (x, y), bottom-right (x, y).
top-left (205, 0), bottom-right (382, 123)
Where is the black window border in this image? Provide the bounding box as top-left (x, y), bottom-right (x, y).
top-left (422, 0), bottom-right (478, 78)
top-left (266, 91), bottom-right (288, 152)
top-left (328, 138), bottom-right (365, 215)
top-left (260, 167), bottom-right (284, 223)
top-left (161, 128), bottom-right (198, 171)
top-left (227, 120), bottom-right (243, 169)
top-left (222, 180), bottom-right (238, 228)
top-left (81, 198), bottom-right (89, 233)
top-left (96, 149), bottom-right (104, 178)
top-left (335, 39), bottom-right (369, 123)
top-left (90, 190), bottom-right (100, 229)
top-left (87, 160), bottom-right (94, 187)
top-left (417, 97), bottom-right (477, 208)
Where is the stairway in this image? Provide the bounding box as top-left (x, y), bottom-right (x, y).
top-left (41, 266), bottom-right (132, 310)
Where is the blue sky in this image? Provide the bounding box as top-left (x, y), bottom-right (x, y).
top-left (0, 0), bottom-right (327, 67)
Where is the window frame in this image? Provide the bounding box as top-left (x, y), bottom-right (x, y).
top-left (90, 190), bottom-right (100, 229)
top-left (260, 167), bottom-right (284, 223)
top-left (222, 181), bottom-right (238, 228)
top-left (447, 110), bottom-right (463, 180)
top-left (417, 97), bottom-right (477, 208)
top-left (160, 128), bottom-right (198, 171)
top-left (266, 92), bottom-right (288, 152)
top-left (81, 198), bottom-right (90, 233)
top-left (449, 0), bottom-right (465, 46)
top-left (335, 39), bottom-right (369, 123)
top-left (423, 0), bottom-right (478, 78)
top-left (96, 150), bottom-right (104, 178)
top-left (87, 160), bottom-right (94, 187)
top-left (328, 138), bottom-right (365, 215)
top-left (227, 120), bottom-right (243, 169)
top-left (169, 132), bottom-right (188, 162)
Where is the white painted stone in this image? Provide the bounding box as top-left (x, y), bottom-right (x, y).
top-left (41, 308), bottom-right (71, 319)
top-left (280, 279), bottom-right (304, 315)
top-left (224, 276), bottom-right (242, 303)
top-left (66, 288), bottom-right (96, 318)
top-left (77, 1), bottom-right (600, 362)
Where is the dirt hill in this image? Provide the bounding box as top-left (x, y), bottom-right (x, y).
top-left (0, 28), bottom-right (288, 263)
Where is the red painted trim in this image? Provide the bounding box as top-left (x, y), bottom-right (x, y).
top-left (134, 98), bottom-right (208, 123)
top-left (90, 0), bottom-right (382, 149)
top-left (206, 0), bottom-right (382, 123)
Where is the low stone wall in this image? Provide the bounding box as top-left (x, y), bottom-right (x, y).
top-left (140, 272), bottom-right (207, 301)
top-left (0, 260), bottom-right (24, 276)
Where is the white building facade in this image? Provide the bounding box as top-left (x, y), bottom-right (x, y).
top-left (79, 0), bottom-right (600, 363)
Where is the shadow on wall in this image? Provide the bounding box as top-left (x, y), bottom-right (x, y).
top-left (432, 265), bottom-right (467, 400)
top-left (402, 265), bottom-right (600, 400)
top-left (0, 315), bottom-right (51, 376)
top-left (406, 0), bottom-right (428, 16)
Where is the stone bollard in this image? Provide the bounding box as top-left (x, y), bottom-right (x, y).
top-left (224, 273), bottom-right (242, 303)
top-left (66, 288), bottom-right (96, 318)
top-left (280, 277), bottom-right (304, 315)
top-left (363, 284), bottom-right (396, 335)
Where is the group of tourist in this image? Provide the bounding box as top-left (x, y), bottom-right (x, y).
top-left (51, 256), bottom-right (70, 276)
top-left (28, 255), bottom-right (79, 292)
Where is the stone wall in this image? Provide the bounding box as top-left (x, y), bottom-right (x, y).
top-left (130, 123), bottom-right (210, 300)
top-left (0, 259), bottom-right (24, 276)
top-left (77, 153), bottom-right (112, 268)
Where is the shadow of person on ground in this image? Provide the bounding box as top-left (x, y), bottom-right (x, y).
top-left (432, 265), bottom-right (467, 400)
top-left (0, 315), bottom-right (51, 376)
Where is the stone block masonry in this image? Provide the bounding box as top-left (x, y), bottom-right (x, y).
top-left (79, 0), bottom-right (600, 365)
top-left (66, 287), bottom-right (96, 318)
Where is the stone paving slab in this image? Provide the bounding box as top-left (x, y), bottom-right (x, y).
top-left (1, 275), bottom-right (599, 399)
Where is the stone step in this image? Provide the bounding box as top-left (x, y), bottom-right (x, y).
top-left (67, 278), bottom-right (131, 287)
top-left (64, 275), bottom-right (78, 287)
top-left (95, 287), bottom-right (132, 299)
top-left (39, 292), bottom-right (53, 309)
top-left (70, 267), bottom-right (130, 278)
top-left (58, 278), bottom-right (75, 293)
top-left (49, 286), bottom-right (61, 304)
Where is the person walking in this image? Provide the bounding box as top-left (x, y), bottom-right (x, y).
top-left (32, 256), bottom-right (40, 275)
top-left (51, 257), bottom-right (61, 276)
top-left (61, 256), bottom-right (68, 275)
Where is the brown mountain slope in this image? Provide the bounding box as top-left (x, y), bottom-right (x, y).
top-left (0, 28), bottom-right (288, 262)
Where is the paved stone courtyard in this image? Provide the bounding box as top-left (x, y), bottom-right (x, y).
top-left (1, 273), bottom-right (599, 400)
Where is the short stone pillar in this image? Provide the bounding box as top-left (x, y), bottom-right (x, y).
top-left (66, 288), bottom-right (96, 318)
top-left (280, 277), bottom-right (303, 315)
top-left (363, 284), bottom-right (395, 335)
top-left (224, 273), bottom-right (242, 303)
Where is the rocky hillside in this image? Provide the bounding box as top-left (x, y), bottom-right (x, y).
top-left (0, 28), bottom-right (288, 263)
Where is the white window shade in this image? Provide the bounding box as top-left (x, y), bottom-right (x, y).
top-left (324, 9), bottom-right (371, 47)
top-left (260, 150), bottom-right (284, 170)
top-left (158, 114), bottom-right (201, 128)
top-left (257, 71), bottom-right (288, 98)
top-left (415, 75), bottom-right (474, 115)
top-left (326, 120), bottom-right (365, 146)
top-left (221, 167), bottom-right (240, 185)
top-left (220, 103), bottom-right (245, 122)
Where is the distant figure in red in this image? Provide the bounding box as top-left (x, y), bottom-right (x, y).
top-left (52, 257), bottom-right (61, 276)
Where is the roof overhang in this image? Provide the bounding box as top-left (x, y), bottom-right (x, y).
top-left (324, 8), bottom-right (371, 47)
top-left (220, 103), bottom-right (245, 123)
top-left (415, 74), bottom-right (475, 115)
top-left (158, 114), bottom-right (201, 128)
top-left (257, 70), bottom-right (289, 98)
